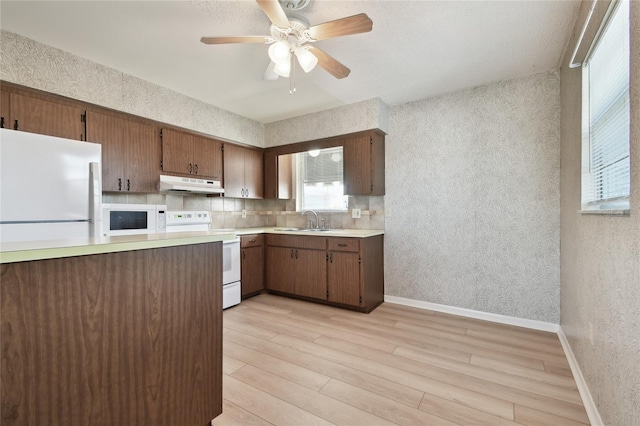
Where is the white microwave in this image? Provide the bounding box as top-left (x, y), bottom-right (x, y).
top-left (102, 203), bottom-right (166, 236)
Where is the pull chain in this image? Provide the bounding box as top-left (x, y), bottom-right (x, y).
top-left (289, 54), bottom-right (296, 95)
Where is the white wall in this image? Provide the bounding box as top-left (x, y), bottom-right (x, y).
top-left (385, 70), bottom-right (562, 323)
top-left (559, 1), bottom-right (640, 424)
top-left (0, 30), bottom-right (264, 147)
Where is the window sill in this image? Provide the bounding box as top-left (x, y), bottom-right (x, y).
top-left (579, 209), bottom-right (630, 216)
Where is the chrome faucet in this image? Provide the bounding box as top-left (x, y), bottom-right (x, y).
top-left (301, 210), bottom-right (319, 229)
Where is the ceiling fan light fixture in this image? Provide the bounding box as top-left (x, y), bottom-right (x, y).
top-left (273, 60), bottom-right (291, 77)
top-left (268, 40), bottom-right (291, 64)
top-left (294, 46), bottom-right (318, 73)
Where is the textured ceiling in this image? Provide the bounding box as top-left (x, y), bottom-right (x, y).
top-left (0, 1), bottom-right (580, 123)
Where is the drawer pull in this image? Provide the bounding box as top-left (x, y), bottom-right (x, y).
top-left (249, 239), bottom-right (256, 243)
top-left (338, 244), bottom-right (348, 247)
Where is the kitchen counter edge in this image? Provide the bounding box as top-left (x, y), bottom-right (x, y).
top-left (234, 227), bottom-right (385, 238)
top-left (0, 231), bottom-right (236, 264)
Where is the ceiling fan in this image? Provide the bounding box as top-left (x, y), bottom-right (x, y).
top-left (200, 0), bottom-right (373, 83)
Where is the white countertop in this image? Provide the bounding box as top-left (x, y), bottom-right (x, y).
top-left (0, 231), bottom-right (236, 264)
top-left (0, 227), bottom-right (384, 264)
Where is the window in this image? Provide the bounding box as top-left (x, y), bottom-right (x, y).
top-left (582, 0), bottom-right (630, 211)
top-left (295, 147), bottom-right (348, 211)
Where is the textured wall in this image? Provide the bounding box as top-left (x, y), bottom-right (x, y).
top-left (560, 1), bottom-right (640, 424)
top-left (265, 97), bottom-right (388, 147)
top-left (0, 30), bottom-right (264, 147)
top-left (385, 70), bottom-right (561, 323)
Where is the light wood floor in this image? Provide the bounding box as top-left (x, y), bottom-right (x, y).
top-left (213, 294), bottom-right (588, 426)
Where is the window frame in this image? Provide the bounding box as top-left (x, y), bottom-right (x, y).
top-left (580, 0), bottom-right (631, 214)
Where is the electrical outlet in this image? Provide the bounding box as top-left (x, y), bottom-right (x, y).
top-left (589, 322), bottom-right (594, 345)
top-left (241, 209), bottom-right (247, 219)
top-left (352, 208), bottom-right (361, 219)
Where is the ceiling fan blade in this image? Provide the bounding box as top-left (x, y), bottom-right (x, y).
top-left (200, 36), bottom-right (270, 45)
top-left (256, 0), bottom-right (290, 29)
top-left (263, 62), bottom-right (279, 80)
top-left (308, 13), bottom-right (373, 41)
top-left (308, 47), bottom-right (350, 79)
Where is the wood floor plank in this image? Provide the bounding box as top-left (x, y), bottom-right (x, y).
top-left (393, 345), bottom-right (582, 405)
top-left (465, 328), bottom-right (566, 355)
top-left (272, 334), bottom-right (515, 420)
top-left (225, 309), bottom-right (322, 341)
top-left (284, 310), bottom-right (473, 363)
top-left (212, 400), bottom-right (273, 426)
top-left (238, 306), bottom-right (400, 353)
top-left (515, 404), bottom-right (589, 426)
top-left (224, 330), bottom-right (425, 408)
top-left (224, 340), bottom-right (331, 391)
top-left (223, 375), bottom-right (334, 426)
top-left (217, 295), bottom-right (588, 426)
top-left (304, 334), bottom-right (588, 423)
top-left (320, 379), bottom-right (459, 426)
top-left (392, 320), bottom-right (569, 364)
top-left (232, 364), bottom-right (396, 426)
top-left (222, 355), bottom-right (246, 375)
top-left (419, 393), bottom-right (519, 426)
top-left (470, 355), bottom-right (578, 389)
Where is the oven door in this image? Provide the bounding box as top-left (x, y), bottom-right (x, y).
top-left (222, 237), bottom-right (241, 285)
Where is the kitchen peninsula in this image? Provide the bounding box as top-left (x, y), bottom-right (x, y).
top-left (0, 232), bottom-right (234, 425)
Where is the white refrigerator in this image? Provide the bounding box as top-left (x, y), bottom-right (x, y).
top-left (0, 129), bottom-right (102, 243)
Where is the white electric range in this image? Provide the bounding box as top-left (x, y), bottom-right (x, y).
top-left (166, 210), bottom-right (241, 309)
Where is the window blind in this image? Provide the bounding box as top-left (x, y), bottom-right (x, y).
top-left (297, 147), bottom-right (348, 211)
top-left (586, 0), bottom-right (630, 205)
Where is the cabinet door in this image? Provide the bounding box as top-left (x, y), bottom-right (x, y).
top-left (343, 132), bottom-right (372, 195)
top-left (1, 90), bottom-right (9, 129)
top-left (242, 246), bottom-right (264, 297)
top-left (162, 128), bottom-right (193, 175)
top-left (263, 150), bottom-right (277, 199)
top-left (278, 154), bottom-right (293, 199)
top-left (10, 93), bottom-right (83, 140)
top-left (193, 136), bottom-right (222, 180)
top-left (295, 249), bottom-right (327, 300)
top-left (327, 251), bottom-right (360, 306)
top-left (125, 120), bottom-right (160, 193)
top-left (244, 148), bottom-right (264, 199)
top-left (266, 247), bottom-right (295, 294)
top-left (222, 143), bottom-right (245, 198)
top-left (86, 111), bottom-right (126, 192)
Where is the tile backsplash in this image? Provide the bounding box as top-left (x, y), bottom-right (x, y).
top-left (102, 194), bottom-right (384, 230)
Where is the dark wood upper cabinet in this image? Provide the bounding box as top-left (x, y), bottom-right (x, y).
top-left (161, 128), bottom-right (222, 179)
top-left (264, 152), bottom-right (292, 200)
top-left (86, 110), bottom-right (160, 193)
top-left (343, 130), bottom-right (385, 195)
top-left (8, 92), bottom-right (84, 140)
top-left (223, 143), bottom-right (263, 199)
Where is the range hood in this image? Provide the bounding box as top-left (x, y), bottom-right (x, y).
top-left (159, 175), bottom-right (224, 195)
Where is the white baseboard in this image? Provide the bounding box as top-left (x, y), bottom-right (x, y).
top-left (557, 327), bottom-right (604, 426)
top-left (383, 295), bottom-right (559, 333)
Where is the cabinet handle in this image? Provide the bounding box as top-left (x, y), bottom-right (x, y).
top-left (118, 178), bottom-right (122, 191)
top-left (194, 164), bottom-right (198, 174)
top-left (1, 117), bottom-right (5, 128)
top-left (127, 179), bottom-right (131, 191)
top-left (249, 239), bottom-right (256, 243)
top-left (329, 253), bottom-right (333, 263)
top-left (189, 163), bottom-right (193, 174)
top-left (13, 119), bottom-right (19, 130)
top-left (242, 251), bottom-right (246, 260)
top-left (290, 249), bottom-right (294, 258)
top-left (338, 244), bottom-right (347, 247)
top-left (295, 250), bottom-right (298, 259)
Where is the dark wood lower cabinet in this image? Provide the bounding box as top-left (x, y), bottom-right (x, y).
top-left (241, 235), bottom-right (265, 298)
top-left (265, 234), bottom-right (384, 312)
top-left (0, 243), bottom-right (223, 426)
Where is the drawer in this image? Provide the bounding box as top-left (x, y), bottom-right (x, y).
top-left (267, 234), bottom-right (326, 250)
top-left (241, 234), bottom-right (264, 248)
top-left (328, 237), bottom-right (359, 252)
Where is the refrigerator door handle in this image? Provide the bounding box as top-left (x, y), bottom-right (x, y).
top-left (89, 161), bottom-right (102, 238)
